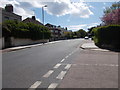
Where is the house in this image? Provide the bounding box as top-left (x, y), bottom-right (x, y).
top-left (1, 4), bottom-right (22, 22)
top-left (23, 16), bottom-right (43, 25)
top-left (45, 23), bottom-right (62, 41)
top-left (0, 4), bottom-right (22, 49)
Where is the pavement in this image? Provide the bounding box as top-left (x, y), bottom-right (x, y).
top-left (81, 42), bottom-right (110, 52)
top-left (1, 40), bottom-right (61, 53)
top-left (58, 41), bottom-right (119, 88)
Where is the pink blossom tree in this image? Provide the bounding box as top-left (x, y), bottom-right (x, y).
top-left (101, 2), bottom-right (120, 25)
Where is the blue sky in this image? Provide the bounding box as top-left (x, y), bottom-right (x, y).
top-left (0, 0), bottom-right (116, 31)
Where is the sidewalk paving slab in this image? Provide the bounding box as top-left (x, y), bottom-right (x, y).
top-left (81, 42), bottom-right (110, 52)
top-left (58, 50), bottom-right (118, 88)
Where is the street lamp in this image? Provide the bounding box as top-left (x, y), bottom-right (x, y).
top-left (42, 5), bottom-right (47, 42)
top-left (42, 5), bottom-right (47, 25)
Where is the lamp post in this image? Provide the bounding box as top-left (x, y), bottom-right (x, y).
top-left (42, 5), bottom-right (47, 42)
top-left (42, 5), bottom-right (47, 25)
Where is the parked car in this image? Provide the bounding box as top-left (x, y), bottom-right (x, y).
top-left (84, 36), bottom-right (89, 39)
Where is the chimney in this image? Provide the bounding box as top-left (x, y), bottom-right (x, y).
top-left (32, 16), bottom-right (36, 20)
top-left (5, 4), bottom-right (13, 13)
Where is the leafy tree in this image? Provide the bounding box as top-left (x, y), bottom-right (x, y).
top-left (76, 29), bottom-right (87, 38)
top-left (104, 2), bottom-right (120, 14)
top-left (64, 32), bottom-right (73, 39)
top-left (102, 2), bottom-right (120, 25)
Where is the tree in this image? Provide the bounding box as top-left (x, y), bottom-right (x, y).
top-left (102, 2), bottom-right (120, 25)
top-left (77, 29), bottom-right (87, 38)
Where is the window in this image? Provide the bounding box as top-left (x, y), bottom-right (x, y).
top-left (55, 30), bottom-right (58, 33)
top-left (4, 16), bottom-right (9, 20)
top-left (14, 19), bottom-right (17, 21)
top-left (51, 30), bottom-right (54, 33)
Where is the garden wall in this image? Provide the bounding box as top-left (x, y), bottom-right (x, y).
top-left (11, 37), bottom-right (49, 47)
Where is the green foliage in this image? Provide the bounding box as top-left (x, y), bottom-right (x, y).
top-left (64, 32), bottom-right (73, 39)
top-left (92, 25), bottom-right (120, 49)
top-left (102, 1), bottom-right (120, 25)
top-left (2, 20), bottom-right (51, 40)
top-left (65, 29), bottom-right (87, 39)
top-left (104, 1), bottom-right (120, 14)
top-left (78, 29), bottom-right (87, 38)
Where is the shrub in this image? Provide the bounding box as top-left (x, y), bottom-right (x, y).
top-left (2, 20), bottom-right (51, 40)
top-left (92, 25), bottom-right (120, 49)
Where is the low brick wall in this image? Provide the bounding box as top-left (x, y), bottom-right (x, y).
top-left (11, 37), bottom-right (49, 47)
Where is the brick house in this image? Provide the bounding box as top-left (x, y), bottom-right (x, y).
top-left (45, 23), bottom-right (62, 41)
top-left (22, 16), bottom-right (43, 25)
top-left (0, 4), bottom-right (22, 49)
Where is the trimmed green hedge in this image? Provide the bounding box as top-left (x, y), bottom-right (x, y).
top-left (92, 25), bottom-right (120, 49)
top-left (2, 20), bottom-right (51, 40)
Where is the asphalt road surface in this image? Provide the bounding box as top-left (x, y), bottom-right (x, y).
top-left (3, 39), bottom-right (84, 89)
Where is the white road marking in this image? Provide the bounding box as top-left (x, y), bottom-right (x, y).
top-left (69, 53), bottom-right (72, 56)
top-left (48, 83), bottom-right (58, 89)
top-left (71, 51), bottom-right (74, 54)
top-left (101, 64), bottom-right (116, 66)
top-left (53, 63), bottom-right (61, 69)
top-left (56, 71), bottom-right (67, 80)
top-left (28, 81), bottom-right (42, 90)
top-left (43, 70), bottom-right (54, 78)
top-left (61, 59), bottom-right (65, 62)
top-left (65, 64), bottom-right (71, 70)
top-left (78, 63), bottom-right (118, 67)
top-left (65, 55), bottom-right (69, 58)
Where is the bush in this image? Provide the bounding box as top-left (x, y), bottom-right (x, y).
top-left (92, 25), bottom-right (120, 49)
top-left (2, 20), bottom-right (51, 40)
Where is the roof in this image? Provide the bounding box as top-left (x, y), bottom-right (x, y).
top-left (1, 7), bottom-right (22, 17)
top-left (23, 18), bottom-right (43, 25)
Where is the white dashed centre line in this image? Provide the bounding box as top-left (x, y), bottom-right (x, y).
top-left (53, 63), bottom-right (61, 69)
top-left (28, 81), bottom-right (42, 90)
top-left (43, 70), bottom-right (54, 78)
top-left (56, 71), bottom-right (67, 80)
top-left (65, 55), bottom-right (69, 59)
top-left (61, 59), bottom-right (65, 62)
top-left (69, 53), bottom-right (72, 56)
top-left (65, 64), bottom-right (71, 70)
top-left (47, 83), bottom-right (58, 89)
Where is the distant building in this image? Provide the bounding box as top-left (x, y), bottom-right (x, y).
top-left (23, 16), bottom-right (43, 25)
top-left (1, 4), bottom-right (22, 22)
top-left (45, 23), bottom-right (62, 41)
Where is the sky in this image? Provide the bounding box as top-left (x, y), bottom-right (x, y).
top-left (0, 0), bottom-right (119, 31)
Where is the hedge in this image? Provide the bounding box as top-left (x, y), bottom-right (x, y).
top-left (92, 25), bottom-right (120, 49)
top-left (2, 20), bottom-right (51, 40)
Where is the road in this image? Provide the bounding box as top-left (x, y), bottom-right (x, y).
top-left (2, 39), bottom-right (118, 89)
top-left (3, 39), bottom-right (84, 89)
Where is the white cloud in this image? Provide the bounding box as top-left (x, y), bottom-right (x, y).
top-left (36, 18), bottom-right (41, 22)
top-left (103, 2), bottom-right (106, 5)
top-left (69, 24), bottom-right (87, 31)
top-left (68, 22), bottom-right (100, 31)
top-left (87, 23), bottom-right (99, 28)
top-left (0, 0), bottom-right (94, 20)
